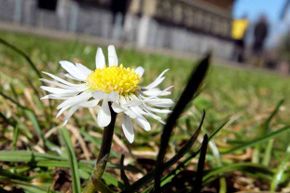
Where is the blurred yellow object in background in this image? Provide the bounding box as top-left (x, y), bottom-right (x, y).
top-left (232, 19), bottom-right (249, 40)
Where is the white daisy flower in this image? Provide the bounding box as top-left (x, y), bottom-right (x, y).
top-left (41, 45), bottom-right (173, 143)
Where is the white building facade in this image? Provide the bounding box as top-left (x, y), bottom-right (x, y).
top-left (0, 0), bottom-right (235, 59)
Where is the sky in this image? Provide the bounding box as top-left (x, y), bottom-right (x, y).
top-left (233, 0), bottom-right (286, 23)
top-left (233, 0), bottom-right (289, 46)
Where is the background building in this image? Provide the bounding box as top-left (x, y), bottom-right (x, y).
top-left (0, 0), bottom-right (235, 58)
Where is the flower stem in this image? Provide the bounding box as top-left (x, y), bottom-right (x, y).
top-left (82, 104), bottom-right (117, 193)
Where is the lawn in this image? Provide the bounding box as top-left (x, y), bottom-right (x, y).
top-left (0, 30), bottom-right (290, 192)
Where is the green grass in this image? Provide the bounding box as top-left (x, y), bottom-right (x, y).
top-left (1, 30), bottom-right (290, 192)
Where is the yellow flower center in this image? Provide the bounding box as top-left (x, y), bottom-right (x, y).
top-left (87, 65), bottom-right (141, 95)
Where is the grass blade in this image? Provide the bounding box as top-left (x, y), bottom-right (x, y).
top-left (0, 112), bottom-right (16, 127)
top-left (59, 128), bottom-right (82, 193)
top-left (262, 99), bottom-right (284, 132)
top-left (0, 38), bottom-right (42, 78)
top-left (271, 146), bottom-right (290, 191)
top-left (120, 154), bottom-right (130, 187)
top-left (0, 168), bottom-right (29, 181)
top-left (0, 91), bottom-right (49, 147)
top-left (12, 126), bottom-right (20, 149)
top-left (123, 117), bottom-right (225, 193)
top-left (24, 110), bottom-right (46, 145)
top-left (222, 125), bottom-right (290, 154)
top-left (208, 120), bottom-right (229, 141)
top-left (203, 162), bottom-right (274, 183)
top-left (0, 178), bottom-right (59, 193)
top-left (157, 120), bottom-right (232, 189)
top-left (123, 111), bottom-right (206, 193)
top-left (192, 135), bottom-right (209, 193)
top-left (24, 110), bottom-right (58, 151)
top-left (0, 90), bottom-right (30, 111)
top-left (259, 99), bottom-right (284, 165)
top-left (164, 111), bottom-right (205, 169)
top-left (262, 139), bottom-right (274, 166)
top-left (154, 54), bottom-right (210, 191)
top-left (0, 150), bottom-right (65, 162)
top-left (206, 128), bottom-right (227, 193)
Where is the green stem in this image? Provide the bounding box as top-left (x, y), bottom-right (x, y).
top-left (82, 104), bottom-right (117, 193)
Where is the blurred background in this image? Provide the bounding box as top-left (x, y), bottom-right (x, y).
top-left (0, 0), bottom-right (289, 72)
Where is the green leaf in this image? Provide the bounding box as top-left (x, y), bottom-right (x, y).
top-left (103, 172), bottom-right (120, 187)
top-left (60, 128), bottom-right (81, 193)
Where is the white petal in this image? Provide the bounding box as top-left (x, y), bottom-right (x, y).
top-left (111, 102), bottom-right (123, 113)
top-left (142, 105), bottom-right (165, 123)
top-left (145, 106), bottom-right (172, 114)
top-left (57, 99), bottom-right (97, 118)
top-left (57, 92), bottom-right (92, 110)
top-left (57, 105), bottom-right (71, 118)
top-left (130, 106), bottom-right (147, 116)
top-left (41, 80), bottom-right (87, 93)
top-left (142, 89), bottom-right (162, 97)
top-left (145, 98), bottom-right (174, 108)
top-left (41, 86), bottom-right (80, 94)
top-left (108, 45), bottom-right (118, 66)
top-left (135, 66), bottom-right (144, 77)
top-left (97, 100), bottom-right (111, 127)
top-left (122, 115), bottom-right (134, 143)
top-left (124, 108), bottom-right (137, 119)
top-left (44, 85), bottom-right (87, 93)
top-left (136, 117), bottom-right (151, 131)
top-left (60, 61), bottom-right (87, 81)
top-left (76, 63), bottom-right (92, 77)
top-left (65, 73), bottom-right (79, 80)
top-left (95, 48), bottom-right (106, 69)
top-left (41, 94), bottom-right (69, 100)
top-left (79, 100), bottom-right (99, 108)
top-left (108, 92), bottom-right (119, 101)
top-left (41, 92), bottom-right (78, 100)
top-left (121, 95), bottom-right (142, 107)
top-left (41, 79), bottom-right (71, 89)
top-left (40, 95), bottom-right (51, 100)
top-left (145, 77), bottom-right (165, 90)
top-left (92, 91), bottom-right (108, 100)
top-left (63, 106), bottom-right (79, 125)
top-left (42, 72), bottom-right (81, 86)
top-left (144, 69), bottom-right (169, 89)
top-left (142, 86), bottom-right (173, 97)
